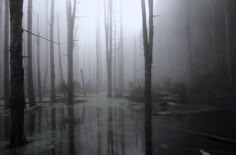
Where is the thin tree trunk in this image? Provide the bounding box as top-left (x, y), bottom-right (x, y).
top-left (108, 0), bottom-right (113, 97)
top-left (185, 0), bottom-right (194, 87)
top-left (37, 15), bottom-right (42, 101)
top-left (9, 0), bottom-right (27, 148)
top-left (27, 0), bottom-right (36, 106)
top-left (43, 0), bottom-right (49, 95)
top-left (118, 0), bottom-right (124, 97)
top-left (113, 11), bottom-right (117, 96)
top-left (4, 0), bottom-right (10, 109)
top-left (57, 15), bottom-right (66, 97)
top-left (50, 0), bottom-right (56, 100)
top-left (81, 69), bottom-right (86, 97)
top-left (96, 17), bottom-right (100, 94)
top-left (224, 0), bottom-right (233, 86)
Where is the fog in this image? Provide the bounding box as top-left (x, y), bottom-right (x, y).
top-left (0, 0), bottom-right (236, 154)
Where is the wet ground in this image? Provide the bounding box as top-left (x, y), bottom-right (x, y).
top-left (0, 95), bottom-right (235, 155)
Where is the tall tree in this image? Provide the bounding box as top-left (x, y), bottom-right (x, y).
top-left (113, 9), bottom-right (117, 95)
top-left (4, 0), bottom-right (10, 109)
top-left (50, 0), bottom-right (56, 100)
top-left (57, 15), bottom-right (66, 96)
top-left (9, 0), bottom-right (27, 148)
top-left (43, 0), bottom-right (49, 95)
top-left (117, 0), bottom-right (124, 97)
top-left (66, 0), bottom-right (77, 104)
top-left (224, 0), bottom-right (233, 86)
top-left (141, 0), bottom-right (154, 154)
top-left (96, 5), bottom-right (101, 95)
top-left (185, 0), bottom-right (194, 87)
top-left (37, 15), bottom-right (42, 100)
top-left (104, 0), bottom-right (113, 97)
top-left (27, 0), bottom-right (36, 106)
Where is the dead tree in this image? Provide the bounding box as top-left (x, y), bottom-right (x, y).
top-left (4, 0), bottom-right (10, 109)
top-left (141, 0), bottom-right (154, 155)
top-left (113, 9), bottom-right (117, 95)
top-left (9, 0), bottom-right (27, 148)
top-left (185, 0), bottom-right (194, 87)
top-left (37, 15), bottom-right (42, 101)
top-left (27, 0), bottom-right (36, 106)
top-left (57, 15), bottom-right (66, 96)
top-left (50, 0), bottom-right (56, 100)
top-left (117, 0), bottom-right (124, 97)
top-left (66, 0), bottom-right (77, 104)
top-left (104, 0), bottom-right (113, 97)
top-left (96, 8), bottom-right (101, 95)
top-left (43, 0), bottom-right (49, 95)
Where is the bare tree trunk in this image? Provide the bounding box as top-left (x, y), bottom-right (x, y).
top-left (113, 11), bottom-right (117, 96)
top-left (43, 0), bottom-right (49, 96)
top-left (81, 69), bottom-right (86, 97)
top-left (9, 0), bottom-right (27, 148)
top-left (37, 15), bottom-right (42, 101)
top-left (50, 0), bottom-right (56, 100)
top-left (27, 0), bottom-right (36, 106)
top-left (118, 0), bottom-right (124, 97)
top-left (141, 0), bottom-right (154, 154)
top-left (224, 0), bottom-right (233, 86)
top-left (57, 16), bottom-right (66, 96)
top-left (4, 0), bottom-right (10, 109)
top-left (66, 0), bottom-right (77, 104)
top-left (104, 0), bottom-right (113, 97)
top-left (134, 37), bottom-right (137, 86)
top-left (96, 16), bottom-right (100, 95)
top-left (185, 0), bottom-right (194, 88)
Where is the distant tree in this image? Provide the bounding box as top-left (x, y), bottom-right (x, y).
top-left (141, 0), bottom-right (154, 155)
top-left (104, 0), bottom-right (113, 97)
top-left (50, 0), bottom-right (56, 100)
top-left (37, 15), bottom-right (42, 101)
top-left (113, 13), bottom-right (117, 95)
top-left (9, 0), bottom-right (27, 148)
top-left (185, 0), bottom-right (194, 87)
top-left (43, 0), bottom-right (49, 95)
top-left (96, 6), bottom-right (101, 95)
top-left (27, 0), bottom-right (36, 106)
top-left (117, 0), bottom-right (124, 97)
top-left (4, 0), bottom-right (10, 109)
top-left (57, 15), bottom-right (66, 96)
top-left (66, 0), bottom-right (77, 104)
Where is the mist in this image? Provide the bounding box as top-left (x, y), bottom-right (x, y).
top-left (0, 0), bottom-right (235, 155)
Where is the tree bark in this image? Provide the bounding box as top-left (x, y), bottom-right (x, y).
top-left (9, 0), bottom-right (27, 148)
top-left (4, 0), bottom-right (10, 109)
top-left (37, 15), bottom-right (42, 101)
top-left (50, 0), bottom-right (56, 100)
top-left (27, 0), bottom-right (36, 107)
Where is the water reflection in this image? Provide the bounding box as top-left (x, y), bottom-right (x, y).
top-left (0, 96), bottom-right (146, 155)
